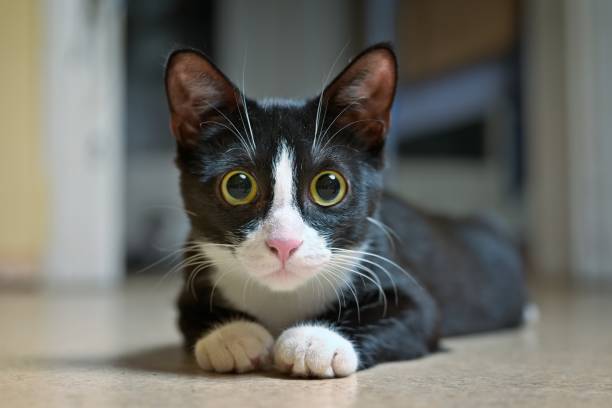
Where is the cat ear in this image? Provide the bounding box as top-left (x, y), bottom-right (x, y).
top-left (321, 44), bottom-right (397, 151)
top-left (165, 49), bottom-right (239, 147)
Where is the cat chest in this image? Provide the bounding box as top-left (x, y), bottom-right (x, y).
top-left (216, 273), bottom-right (342, 336)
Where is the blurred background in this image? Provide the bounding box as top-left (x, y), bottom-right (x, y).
top-left (1, 0), bottom-right (611, 289)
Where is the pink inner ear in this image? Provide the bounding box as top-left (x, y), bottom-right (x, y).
top-left (169, 75), bottom-right (219, 145)
top-left (323, 48), bottom-right (397, 147)
top-left (165, 51), bottom-right (238, 146)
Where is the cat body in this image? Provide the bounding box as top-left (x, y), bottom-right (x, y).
top-left (164, 44), bottom-right (526, 378)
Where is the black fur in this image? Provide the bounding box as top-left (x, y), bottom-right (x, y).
top-left (165, 44), bottom-right (527, 370)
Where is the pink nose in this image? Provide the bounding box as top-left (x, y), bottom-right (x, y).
top-left (266, 239), bottom-right (303, 263)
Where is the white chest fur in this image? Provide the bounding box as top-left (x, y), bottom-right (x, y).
top-left (213, 269), bottom-right (347, 336)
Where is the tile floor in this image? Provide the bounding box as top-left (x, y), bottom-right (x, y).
top-left (1, 277), bottom-right (611, 407)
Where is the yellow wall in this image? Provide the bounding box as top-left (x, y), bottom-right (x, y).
top-left (0, 0), bottom-right (46, 276)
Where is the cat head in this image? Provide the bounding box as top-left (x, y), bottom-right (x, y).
top-left (164, 44), bottom-right (397, 291)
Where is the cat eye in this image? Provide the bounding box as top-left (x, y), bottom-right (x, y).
top-left (310, 170), bottom-right (347, 207)
top-left (220, 170), bottom-right (258, 206)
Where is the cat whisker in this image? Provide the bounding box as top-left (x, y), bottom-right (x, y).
top-left (317, 274), bottom-right (325, 301)
top-left (187, 260), bottom-right (217, 300)
top-left (241, 53), bottom-right (257, 154)
top-left (366, 217), bottom-right (400, 252)
top-left (323, 266), bottom-right (362, 323)
top-left (320, 119), bottom-right (385, 152)
top-left (199, 101), bottom-right (255, 160)
top-left (313, 40), bottom-right (350, 155)
top-left (333, 254), bottom-right (399, 307)
top-left (155, 253), bottom-right (209, 288)
top-left (132, 246), bottom-right (194, 276)
top-left (185, 242), bottom-right (242, 300)
top-left (317, 268), bottom-right (346, 321)
top-left (146, 240), bottom-right (235, 295)
top-left (331, 247), bottom-right (425, 292)
top-left (331, 256), bottom-right (389, 296)
top-left (200, 120), bottom-right (248, 145)
top-left (234, 53), bottom-right (255, 155)
top-left (198, 242), bottom-right (239, 248)
top-left (200, 119), bottom-right (254, 160)
top-left (155, 240), bottom-right (236, 253)
top-left (198, 101), bottom-right (243, 138)
top-left (327, 261), bottom-right (388, 317)
top-left (331, 256), bottom-right (382, 286)
top-left (318, 99), bottom-right (363, 144)
top-left (241, 274), bottom-right (253, 307)
top-left (209, 269), bottom-right (230, 312)
top-left (234, 94), bottom-right (255, 155)
top-left (163, 252), bottom-right (208, 280)
top-left (144, 204), bottom-right (198, 218)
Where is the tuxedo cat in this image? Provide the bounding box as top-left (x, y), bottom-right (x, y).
top-left (164, 44), bottom-right (526, 378)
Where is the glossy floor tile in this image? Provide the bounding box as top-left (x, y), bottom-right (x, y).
top-left (1, 277), bottom-right (611, 407)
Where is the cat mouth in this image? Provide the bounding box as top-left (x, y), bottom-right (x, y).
top-left (260, 266), bottom-right (313, 287)
top-left (264, 268), bottom-right (293, 280)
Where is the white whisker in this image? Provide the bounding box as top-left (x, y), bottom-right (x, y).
top-left (324, 266), bottom-right (361, 322)
top-left (241, 52), bottom-right (257, 154)
top-left (233, 93), bottom-right (255, 155)
top-left (241, 274), bottom-right (253, 307)
top-left (199, 100), bottom-right (254, 160)
top-left (318, 99), bottom-right (363, 143)
top-left (331, 247), bottom-right (425, 292)
top-left (367, 217), bottom-right (400, 251)
top-left (200, 119), bottom-right (252, 156)
top-left (208, 269), bottom-right (229, 311)
top-left (134, 239), bottom-right (229, 276)
top-left (320, 119), bottom-right (385, 152)
top-left (132, 247), bottom-right (187, 275)
top-left (144, 204), bottom-right (198, 218)
top-left (331, 257), bottom-right (384, 290)
top-left (317, 269), bottom-right (345, 321)
top-left (333, 253), bottom-right (399, 306)
top-left (313, 41), bottom-right (351, 155)
top-left (327, 261), bottom-right (388, 317)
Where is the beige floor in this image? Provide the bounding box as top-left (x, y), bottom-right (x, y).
top-left (1, 277), bottom-right (611, 408)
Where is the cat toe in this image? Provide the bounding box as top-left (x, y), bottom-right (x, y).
top-left (273, 325), bottom-right (358, 378)
top-left (194, 320), bottom-right (273, 374)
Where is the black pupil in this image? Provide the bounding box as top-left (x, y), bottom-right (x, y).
top-left (316, 173), bottom-right (341, 201)
top-left (227, 173), bottom-right (252, 200)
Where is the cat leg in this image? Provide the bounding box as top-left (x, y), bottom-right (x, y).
top-left (273, 324), bottom-right (358, 378)
top-left (194, 320), bottom-right (274, 373)
top-left (273, 286), bottom-right (439, 378)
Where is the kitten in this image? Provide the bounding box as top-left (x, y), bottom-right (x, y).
top-left (163, 44), bottom-right (526, 378)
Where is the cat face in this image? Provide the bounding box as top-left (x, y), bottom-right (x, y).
top-left (165, 45), bottom-right (397, 291)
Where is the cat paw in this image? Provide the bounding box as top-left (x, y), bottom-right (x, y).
top-left (273, 325), bottom-right (359, 378)
top-left (194, 320), bottom-right (273, 373)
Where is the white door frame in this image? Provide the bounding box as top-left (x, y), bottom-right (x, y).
top-left (42, 0), bottom-right (125, 287)
top-left (526, 0), bottom-right (612, 284)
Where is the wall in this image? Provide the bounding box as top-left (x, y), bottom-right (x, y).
top-left (524, 0), bottom-right (570, 278)
top-left (565, 0), bottom-right (612, 284)
top-left (215, 0), bottom-right (359, 99)
top-left (42, 0), bottom-right (125, 287)
top-left (0, 0), bottom-right (46, 281)
top-left (526, 0), bottom-right (612, 284)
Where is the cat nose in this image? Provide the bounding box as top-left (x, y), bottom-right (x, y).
top-left (266, 238), bottom-right (303, 263)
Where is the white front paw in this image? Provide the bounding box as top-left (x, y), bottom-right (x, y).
top-left (273, 325), bottom-right (359, 378)
top-left (194, 320), bottom-right (273, 373)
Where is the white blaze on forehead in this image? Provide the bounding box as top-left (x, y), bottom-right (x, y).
top-left (272, 145), bottom-right (295, 209)
top-left (267, 144), bottom-right (304, 239)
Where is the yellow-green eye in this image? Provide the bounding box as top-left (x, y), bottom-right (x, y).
top-left (221, 170), bottom-right (258, 205)
top-left (310, 170), bottom-right (347, 207)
